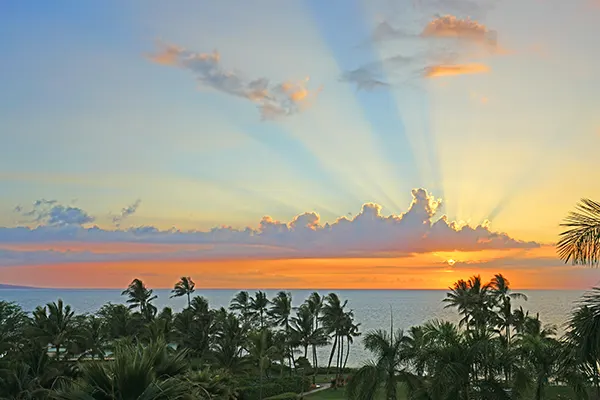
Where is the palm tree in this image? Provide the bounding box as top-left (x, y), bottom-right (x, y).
top-left (321, 293), bottom-right (348, 379)
top-left (250, 291), bottom-right (270, 330)
top-left (341, 312), bottom-right (361, 371)
top-left (247, 329), bottom-right (277, 400)
top-left (79, 315), bottom-right (107, 360)
top-left (213, 312), bottom-right (248, 373)
top-left (490, 273), bottom-right (527, 345)
top-left (0, 301), bottom-right (29, 358)
top-left (346, 328), bottom-right (411, 400)
top-left (305, 292), bottom-right (323, 381)
top-left (121, 278), bottom-right (158, 320)
top-left (515, 331), bottom-right (561, 400)
top-left (31, 299), bottom-right (76, 361)
top-left (557, 198), bottom-right (600, 266)
top-left (269, 291), bottom-right (294, 373)
top-left (171, 276), bottom-right (196, 307)
top-left (229, 291), bottom-right (252, 325)
top-left (566, 288), bottom-right (600, 397)
top-left (96, 303), bottom-right (142, 340)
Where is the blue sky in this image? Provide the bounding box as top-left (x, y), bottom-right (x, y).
top-left (1, 0), bottom-right (600, 244)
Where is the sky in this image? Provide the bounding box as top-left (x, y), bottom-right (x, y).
top-left (1, 0), bottom-right (600, 290)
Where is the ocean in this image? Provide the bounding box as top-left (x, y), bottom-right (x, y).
top-left (0, 289), bottom-right (586, 367)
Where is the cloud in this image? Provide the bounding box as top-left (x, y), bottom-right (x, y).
top-left (15, 199), bottom-right (94, 227)
top-left (424, 63), bottom-right (490, 77)
top-left (421, 15), bottom-right (496, 45)
top-left (148, 42), bottom-right (321, 120)
top-left (112, 199), bottom-right (141, 227)
top-left (0, 189), bottom-right (540, 267)
top-left (342, 10), bottom-right (500, 89)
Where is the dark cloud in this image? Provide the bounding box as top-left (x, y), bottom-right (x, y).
top-left (0, 189), bottom-right (539, 267)
top-left (148, 43), bottom-right (321, 120)
top-left (112, 199), bottom-right (141, 227)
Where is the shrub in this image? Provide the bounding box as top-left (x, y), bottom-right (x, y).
top-left (237, 376), bottom-right (310, 400)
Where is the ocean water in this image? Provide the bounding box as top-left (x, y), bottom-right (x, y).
top-left (0, 289), bottom-right (586, 367)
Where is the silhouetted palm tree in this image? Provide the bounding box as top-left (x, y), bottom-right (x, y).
top-left (558, 198), bottom-right (600, 267)
top-left (347, 328), bottom-right (411, 400)
top-left (31, 299), bottom-right (76, 361)
top-left (121, 279), bottom-right (158, 320)
top-left (171, 276), bottom-right (196, 307)
top-left (490, 273), bottom-right (527, 345)
top-left (249, 291), bottom-right (270, 330)
top-left (229, 291), bottom-right (252, 325)
top-left (269, 291), bottom-right (294, 372)
top-left (321, 293), bottom-right (348, 377)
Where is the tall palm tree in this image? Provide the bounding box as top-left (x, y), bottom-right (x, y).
top-left (31, 299), bottom-right (76, 361)
top-left (341, 312), bottom-right (361, 371)
top-left (346, 328), bottom-right (411, 400)
top-left (247, 329), bottom-right (278, 400)
top-left (321, 293), bottom-right (348, 377)
top-left (213, 312), bottom-right (248, 373)
top-left (305, 292), bottom-right (323, 380)
top-left (490, 273), bottom-right (527, 345)
top-left (557, 198), bottom-right (600, 266)
top-left (121, 278), bottom-right (158, 320)
top-left (230, 291), bottom-right (252, 326)
top-left (249, 291), bottom-right (270, 330)
top-left (170, 276), bottom-right (196, 307)
top-left (269, 291), bottom-right (294, 372)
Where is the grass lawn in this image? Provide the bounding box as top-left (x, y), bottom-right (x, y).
top-left (305, 385), bottom-right (582, 400)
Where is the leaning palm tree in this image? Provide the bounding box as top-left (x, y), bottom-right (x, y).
top-left (121, 278), bottom-right (158, 320)
top-left (171, 276), bottom-right (196, 307)
top-left (557, 198), bottom-right (600, 266)
top-left (346, 328), bottom-right (411, 400)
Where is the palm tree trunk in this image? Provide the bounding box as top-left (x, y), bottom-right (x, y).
top-left (187, 292), bottom-right (191, 308)
top-left (304, 345), bottom-right (308, 359)
top-left (55, 343), bottom-right (60, 361)
top-left (343, 338), bottom-right (350, 370)
top-left (312, 344), bottom-right (318, 385)
top-left (336, 334), bottom-right (343, 382)
top-left (326, 334), bottom-right (338, 374)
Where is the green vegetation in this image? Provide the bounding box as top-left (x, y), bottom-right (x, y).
top-left (0, 200), bottom-right (599, 399)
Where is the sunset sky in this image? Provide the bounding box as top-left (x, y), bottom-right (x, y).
top-left (1, 0), bottom-right (600, 289)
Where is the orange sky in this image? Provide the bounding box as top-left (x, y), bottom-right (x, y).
top-left (1, 244), bottom-right (597, 290)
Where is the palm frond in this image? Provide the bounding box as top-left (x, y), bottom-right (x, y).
top-left (557, 198), bottom-right (600, 266)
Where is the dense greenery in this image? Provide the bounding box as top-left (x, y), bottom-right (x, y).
top-left (0, 277), bottom-right (356, 399)
top-left (2, 273), bottom-right (600, 399)
top-left (346, 273), bottom-right (600, 400)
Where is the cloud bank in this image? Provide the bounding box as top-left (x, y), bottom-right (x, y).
top-left (112, 199), bottom-right (141, 227)
top-left (0, 189), bottom-right (539, 267)
top-left (148, 43), bottom-right (321, 120)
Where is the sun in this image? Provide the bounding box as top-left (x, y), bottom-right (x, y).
top-left (446, 259), bottom-right (456, 266)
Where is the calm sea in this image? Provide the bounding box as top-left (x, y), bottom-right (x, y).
top-left (0, 289), bottom-right (586, 367)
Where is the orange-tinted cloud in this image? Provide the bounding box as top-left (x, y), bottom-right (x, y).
top-left (424, 63), bottom-right (490, 78)
top-left (422, 15), bottom-right (496, 45)
top-left (148, 42), bottom-right (320, 120)
top-left (0, 189), bottom-right (539, 269)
